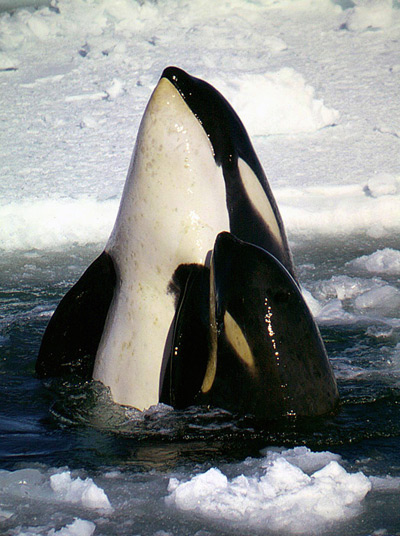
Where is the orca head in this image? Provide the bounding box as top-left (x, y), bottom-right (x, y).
top-left (199, 231), bottom-right (339, 418)
top-left (161, 66), bottom-right (256, 171)
top-left (161, 67), bottom-right (295, 277)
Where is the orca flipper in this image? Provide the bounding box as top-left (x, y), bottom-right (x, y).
top-left (36, 252), bottom-right (116, 379)
top-left (200, 232), bottom-right (339, 418)
top-left (160, 264), bottom-right (210, 408)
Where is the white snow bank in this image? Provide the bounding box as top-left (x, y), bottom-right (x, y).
top-left (0, 0), bottom-right (341, 53)
top-left (0, 0), bottom-right (137, 50)
top-left (278, 179), bottom-right (400, 238)
top-left (340, 0), bottom-right (394, 31)
top-left (0, 198), bottom-right (118, 250)
top-left (266, 0), bottom-right (340, 11)
top-left (166, 446), bottom-right (371, 534)
top-left (347, 248), bottom-right (400, 276)
top-left (212, 68), bottom-right (339, 136)
top-left (0, 467), bottom-right (112, 511)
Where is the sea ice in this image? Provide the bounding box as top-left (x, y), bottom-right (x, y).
top-left (260, 445), bottom-right (342, 474)
top-left (316, 298), bottom-right (355, 324)
top-left (48, 519), bottom-right (96, 536)
top-left (14, 518), bottom-right (96, 536)
top-left (314, 275), bottom-right (382, 301)
top-left (1, 0), bottom-right (400, 534)
top-left (50, 471), bottom-right (112, 511)
top-left (347, 249), bottom-right (400, 276)
top-left (0, 467), bottom-right (112, 512)
top-left (166, 447), bottom-right (372, 534)
top-left (370, 475), bottom-right (400, 492)
top-left (301, 287), bottom-right (322, 316)
top-left (104, 77), bottom-right (125, 100)
top-left (310, 273), bottom-right (400, 323)
top-left (354, 285), bottom-right (400, 314)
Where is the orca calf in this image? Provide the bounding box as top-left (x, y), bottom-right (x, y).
top-left (36, 67), bottom-right (339, 418)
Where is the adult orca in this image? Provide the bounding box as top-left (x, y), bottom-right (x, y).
top-left (36, 66), bottom-right (339, 416)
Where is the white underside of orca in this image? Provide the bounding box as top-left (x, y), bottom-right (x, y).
top-left (92, 78), bottom-right (230, 410)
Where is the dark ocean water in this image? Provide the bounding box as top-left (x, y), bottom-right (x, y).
top-left (1, 235), bottom-right (400, 535)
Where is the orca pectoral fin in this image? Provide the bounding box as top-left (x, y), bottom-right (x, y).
top-left (203, 232), bottom-right (339, 418)
top-left (36, 251), bottom-right (116, 380)
top-left (160, 264), bottom-right (210, 409)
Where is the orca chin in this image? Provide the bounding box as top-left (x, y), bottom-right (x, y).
top-left (36, 66), bottom-right (339, 418)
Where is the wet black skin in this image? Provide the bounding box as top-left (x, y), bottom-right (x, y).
top-left (164, 233), bottom-right (339, 418)
top-left (36, 252), bottom-right (116, 379)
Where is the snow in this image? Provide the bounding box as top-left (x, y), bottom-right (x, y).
top-left (211, 68), bottom-right (340, 136)
top-left (0, 198), bottom-right (117, 250)
top-left (277, 181), bottom-right (400, 238)
top-left (1, 0), bottom-right (399, 252)
top-left (340, 0), bottom-right (394, 31)
top-left (166, 447), bottom-right (372, 534)
top-left (49, 471), bottom-right (113, 511)
top-left (0, 49), bottom-right (19, 68)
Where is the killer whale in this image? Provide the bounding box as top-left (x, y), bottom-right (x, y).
top-left (36, 66), bottom-right (339, 417)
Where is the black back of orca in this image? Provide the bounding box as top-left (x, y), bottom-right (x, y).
top-left (36, 252), bottom-right (116, 379)
top-left (162, 67), bottom-right (295, 279)
top-left (196, 232), bottom-right (339, 418)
